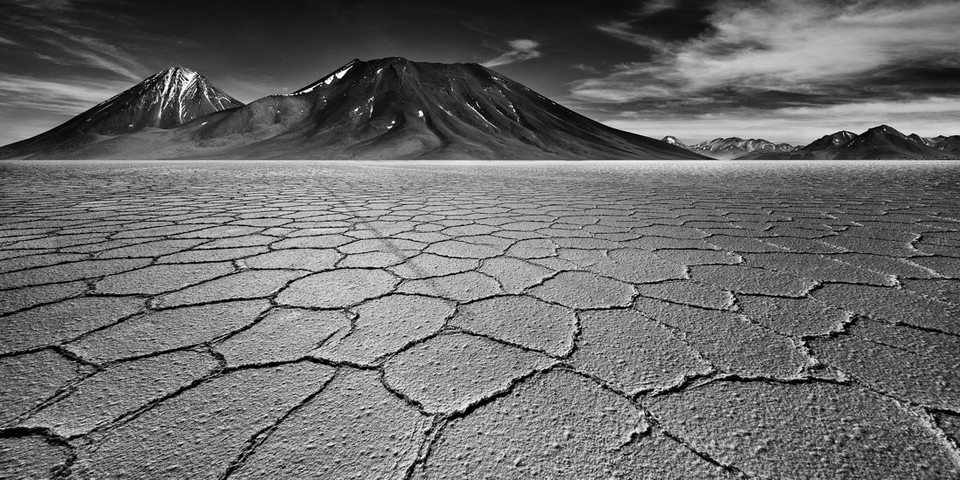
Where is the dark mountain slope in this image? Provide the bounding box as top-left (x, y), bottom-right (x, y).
top-left (935, 136), bottom-right (960, 156)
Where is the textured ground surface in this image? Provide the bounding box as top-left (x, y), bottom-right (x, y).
top-left (1, 160), bottom-right (959, 479)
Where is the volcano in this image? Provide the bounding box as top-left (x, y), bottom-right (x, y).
top-left (0, 67), bottom-right (243, 159)
top-left (0, 58), bottom-right (706, 160)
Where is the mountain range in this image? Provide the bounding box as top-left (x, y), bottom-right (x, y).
top-left (0, 58), bottom-right (704, 160)
top-left (662, 136), bottom-right (796, 160)
top-left (732, 126), bottom-right (960, 160)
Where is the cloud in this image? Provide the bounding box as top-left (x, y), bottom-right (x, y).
top-left (603, 97), bottom-right (960, 144)
top-left (596, 21), bottom-right (671, 51)
top-left (0, 75), bottom-right (133, 113)
top-left (482, 39), bottom-right (543, 68)
top-left (638, 0), bottom-right (683, 16)
top-left (6, 0), bottom-right (73, 10)
top-left (578, 0), bottom-right (960, 102)
top-left (2, 5), bottom-right (147, 81)
top-left (0, 35), bottom-right (18, 46)
top-left (572, 64), bottom-right (602, 74)
top-left (27, 24), bottom-right (147, 80)
top-left (43, 38), bottom-right (143, 80)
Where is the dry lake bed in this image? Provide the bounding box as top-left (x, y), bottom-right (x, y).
top-left (1, 160), bottom-right (959, 479)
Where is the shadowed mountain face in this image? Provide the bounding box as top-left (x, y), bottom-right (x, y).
top-left (925, 136), bottom-right (949, 148)
top-left (0, 67), bottom-right (243, 157)
top-left (934, 136), bottom-right (960, 156)
top-left (0, 58), bottom-right (707, 160)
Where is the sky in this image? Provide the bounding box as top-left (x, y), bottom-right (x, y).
top-left (1, 0), bottom-right (959, 146)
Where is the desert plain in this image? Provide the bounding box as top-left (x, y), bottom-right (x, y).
top-left (1, 160), bottom-right (959, 479)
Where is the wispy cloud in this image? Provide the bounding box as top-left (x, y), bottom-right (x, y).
top-left (30, 24), bottom-right (147, 80)
top-left (638, 0), bottom-right (682, 16)
top-left (2, 3), bottom-right (147, 81)
top-left (577, 0), bottom-right (960, 102)
top-left (572, 64), bottom-right (601, 75)
top-left (0, 75), bottom-right (133, 113)
top-left (595, 21), bottom-right (670, 51)
top-left (482, 39), bottom-right (543, 68)
top-left (6, 0), bottom-right (74, 10)
top-left (0, 35), bottom-right (18, 46)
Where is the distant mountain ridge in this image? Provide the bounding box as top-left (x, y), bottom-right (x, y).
top-left (737, 125), bottom-right (958, 160)
top-left (665, 127), bottom-right (958, 160)
top-left (661, 136), bottom-right (796, 160)
top-left (0, 58), bottom-right (705, 160)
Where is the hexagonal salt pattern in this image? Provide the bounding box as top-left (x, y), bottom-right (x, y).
top-left (1, 161), bottom-right (959, 479)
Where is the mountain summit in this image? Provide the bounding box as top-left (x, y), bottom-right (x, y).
top-left (1, 58), bottom-right (705, 160)
top-left (96, 67), bottom-right (243, 132)
top-left (0, 67), bottom-right (243, 157)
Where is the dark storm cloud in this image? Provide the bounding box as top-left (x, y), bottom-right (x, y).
top-left (0, 0), bottom-right (958, 146)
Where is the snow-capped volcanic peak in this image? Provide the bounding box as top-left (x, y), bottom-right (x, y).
top-left (151, 66), bottom-right (199, 90)
top-left (130, 67), bottom-right (241, 123)
top-left (294, 59), bottom-right (360, 95)
top-left (13, 66), bottom-right (244, 140)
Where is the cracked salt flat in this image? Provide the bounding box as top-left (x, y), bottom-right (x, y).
top-left (1, 160), bottom-right (959, 479)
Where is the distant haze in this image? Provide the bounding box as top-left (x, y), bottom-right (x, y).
top-left (1, 0), bottom-right (959, 146)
